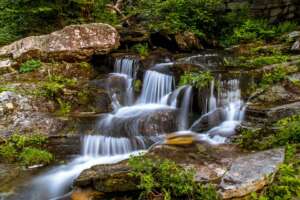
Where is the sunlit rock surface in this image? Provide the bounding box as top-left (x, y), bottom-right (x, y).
top-left (0, 23), bottom-right (120, 64)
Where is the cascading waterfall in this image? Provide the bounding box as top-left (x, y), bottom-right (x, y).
top-left (194, 77), bottom-right (245, 144)
top-left (109, 57), bottom-right (138, 109)
top-left (14, 54), bottom-right (247, 200)
top-left (139, 70), bottom-right (175, 104)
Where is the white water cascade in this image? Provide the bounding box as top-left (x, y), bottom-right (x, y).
top-left (139, 70), bottom-right (175, 104)
top-left (10, 55), bottom-right (247, 200)
top-left (192, 77), bottom-right (246, 144)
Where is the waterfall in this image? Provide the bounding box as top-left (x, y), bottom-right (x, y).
top-left (17, 55), bottom-right (247, 200)
top-left (114, 57), bottom-right (138, 78)
top-left (194, 77), bottom-right (245, 144)
top-left (178, 86), bottom-right (192, 130)
top-left (109, 57), bottom-right (139, 109)
top-left (139, 70), bottom-right (175, 104)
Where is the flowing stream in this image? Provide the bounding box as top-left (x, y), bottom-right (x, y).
top-left (7, 55), bottom-right (246, 199)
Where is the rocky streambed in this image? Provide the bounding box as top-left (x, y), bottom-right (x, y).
top-left (0, 22), bottom-right (299, 200)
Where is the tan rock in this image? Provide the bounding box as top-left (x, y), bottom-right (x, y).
top-left (0, 23), bottom-right (120, 64)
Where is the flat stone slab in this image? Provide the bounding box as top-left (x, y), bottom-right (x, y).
top-left (220, 148), bottom-right (285, 199)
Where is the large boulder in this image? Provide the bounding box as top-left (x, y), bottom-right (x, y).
top-left (220, 148), bottom-right (285, 199)
top-left (0, 23), bottom-right (120, 64)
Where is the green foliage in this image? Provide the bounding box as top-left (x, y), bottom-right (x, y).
top-left (0, 133), bottom-right (53, 166)
top-left (57, 98), bottom-right (71, 115)
top-left (39, 75), bottom-right (77, 99)
top-left (131, 43), bottom-right (149, 58)
top-left (19, 59), bottom-right (42, 73)
top-left (250, 145), bottom-right (300, 200)
top-left (0, 0), bottom-right (118, 45)
top-left (128, 0), bottom-right (225, 38)
top-left (236, 114), bottom-right (300, 150)
top-left (226, 55), bottom-right (289, 69)
top-left (179, 71), bottom-right (213, 89)
top-left (221, 20), bottom-right (298, 47)
top-left (0, 144), bottom-right (18, 162)
top-left (128, 155), bottom-right (219, 200)
top-left (19, 147), bottom-right (53, 166)
top-left (260, 65), bottom-right (287, 87)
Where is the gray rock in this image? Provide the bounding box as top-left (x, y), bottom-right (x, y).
top-left (291, 40), bottom-right (300, 52)
top-left (220, 148), bottom-right (285, 199)
top-left (0, 23), bottom-right (120, 64)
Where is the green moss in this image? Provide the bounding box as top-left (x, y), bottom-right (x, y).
top-left (236, 114), bottom-right (300, 151)
top-left (225, 55), bottom-right (289, 69)
top-left (19, 59), bottom-right (42, 73)
top-left (57, 98), bottom-right (71, 116)
top-left (179, 71), bottom-right (213, 89)
top-left (128, 155), bottom-right (219, 200)
top-left (260, 65), bottom-right (287, 88)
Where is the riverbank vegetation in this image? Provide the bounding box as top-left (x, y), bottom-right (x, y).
top-left (0, 0), bottom-right (298, 49)
top-left (0, 133), bottom-right (53, 166)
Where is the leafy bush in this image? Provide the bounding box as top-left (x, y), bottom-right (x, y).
top-left (19, 59), bottom-right (42, 73)
top-left (19, 147), bottom-right (53, 166)
top-left (179, 71), bottom-right (213, 89)
top-left (0, 133), bottom-right (53, 166)
top-left (128, 0), bottom-right (225, 38)
top-left (131, 43), bottom-right (149, 58)
top-left (128, 155), bottom-right (219, 200)
top-left (39, 75), bottom-right (77, 99)
top-left (221, 20), bottom-right (298, 47)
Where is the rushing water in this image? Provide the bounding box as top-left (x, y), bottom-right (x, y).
top-left (6, 54), bottom-right (247, 199)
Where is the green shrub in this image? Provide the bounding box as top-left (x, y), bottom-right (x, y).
top-left (179, 71), bottom-right (213, 89)
top-left (131, 43), bottom-right (149, 58)
top-left (128, 0), bottom-right (225, 39)
top-left (19, 147), bottom-right (53, 166)
top-left (128, 155), bottom-right (219, 200)
top-left (39, 75), bottom-right (77, 99)
top-left (19, 59), bottom-right (42, 73)
top-left (221, 20), bottom-right (298, 47)
top-left (0, 133), bottom-right (53, 166)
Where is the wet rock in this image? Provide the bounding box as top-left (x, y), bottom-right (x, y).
top-left (75, 161), bottom-right (138, 193)
top-left (0, 164), bottom-right (21, 193)
top-left (220, 148), bottom-right (285, 199)
top-left (0, 23), bottom-right (120, 64)
top-left (291, 39), bottom-right (300, 52)
top-left (175, 32), bottom-right (203, 51)
top-left (96, 107), bottom-right (179, 138)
